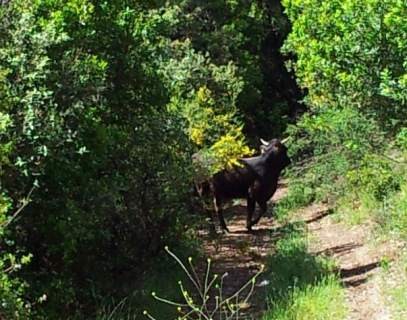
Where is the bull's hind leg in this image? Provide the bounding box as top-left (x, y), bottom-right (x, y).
top-left (246, 196), bottom-right (256, 231)
top-left (206, 208), bottom-right (217, 235)
top-left (250, 200), bottom-right (268, 227)
top-left (214, 196), bottom-right (229, 233)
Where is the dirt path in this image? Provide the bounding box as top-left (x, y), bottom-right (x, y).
top-left (299, 203), bottom-right (401, 320)
top-left (198, 184), bottom-right (288, 318)
top-left (199, 185), bottom-right (402, 319)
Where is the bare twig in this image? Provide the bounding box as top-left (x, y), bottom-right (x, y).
top-left (147, 248), bottom-right (264, 320)
top-left (1, 185), bottom-right (36, 229)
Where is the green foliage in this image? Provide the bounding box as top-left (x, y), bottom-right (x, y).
top-left (0, 241), bottom-right (32, 319)
top-left (160, 37), bottom-right (252, 173)
top-left (0, 214), bottom-right (22, 319)
top-left (284, 106), bottom-right (385, 207)
top-left (0, 0), bottom-right (298, 317)
top-left (159, 0), bottom-right (297, 154)
top-left (271, 1), bottom-right (407, 318)
top-left (283, 0), bottom-right (406, 128)
top-left (0, 0), bottom-right (194, 317)
top-left (347, 154), bottom-right (400, 201)
top-left (0, 79), bottom-right (32, 318)
top-left (281, 0), bottom-right (406, 232)
top-left (334, 150), bottom-right (406, 235)
top-left (396, 128), bottom-right (407, 150)
top-left (380, 174), bottom-right (407, 239)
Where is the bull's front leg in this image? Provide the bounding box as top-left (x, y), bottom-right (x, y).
top-left (250, 200), bottom-right (267, 227)
top-left (214, 196), bottom-right (229, 233)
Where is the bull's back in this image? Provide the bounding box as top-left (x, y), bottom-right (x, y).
top-left (212, 165), bottom-right (256, 199)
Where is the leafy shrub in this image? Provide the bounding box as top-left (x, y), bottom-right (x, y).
top-left (0, 1), bottom-right (194, 316)
top-left (347, 154), bottom-right (400, 201)
top-left (379, 175), bottom-right (407, 239)
top-left (283, 106), bottom-right (385, 208)
top-left (280, 0), bottom-right (406, 213)
top-left (0, 113), bottom-right (31, 318)
top-left (396, 128), bottom-right (407, 150)
top-left (160, 41), bottom-right (253, 174)
top-left (283, 0), bottom-right (406, 128)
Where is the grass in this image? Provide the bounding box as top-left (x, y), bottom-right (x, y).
top-left (382, 181), bottom-right (407, 240)
top-left (334, 172), bottom-right (407, 236)
top-left (391, 286), bottom-right (407, 320)
top-left (265, 276), bottom-right (346, 320)
top-left (382, 249), bottom-right (407, 320)
top-left (274, 182), bottom-right (315, 220)
top-left (335, 193), bottom-right (376, 226)
top-left (381, 251), bottom-right (407, 320)
top-left (262, 223), bottom-right (347, 320)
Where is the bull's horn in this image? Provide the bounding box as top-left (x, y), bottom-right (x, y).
top-left (260, 138), bottom-right (269, 145)
top-left (281, 137), bottom-right (290, 144)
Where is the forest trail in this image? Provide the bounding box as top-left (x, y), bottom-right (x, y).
top-left (198, 183), bottom-right (289, 319)
top-left (300, 203), bottom-right (400, 320)
top-left (199, 182), bottom-right (402, 319)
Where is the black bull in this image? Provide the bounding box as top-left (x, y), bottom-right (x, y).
top-left (195, 139), bottom-right (291, 232)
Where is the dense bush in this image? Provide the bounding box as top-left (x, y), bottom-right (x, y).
top-left (0, 0), bottom-right (301, 318)
top-left (280, 0), bottom-right (406, 208)
top-left (0, 113), bottom-right (32, 318)
top-left (0, 0), bottom-right (194, 316)
top-left (283, 0), bottom-right (406, 125)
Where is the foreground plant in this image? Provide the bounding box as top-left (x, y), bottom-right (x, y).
top-left (144, 247), bottom-right (264, 320)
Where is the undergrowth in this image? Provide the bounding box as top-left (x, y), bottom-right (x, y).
top-left (335, 155), bottom-right (407, 239)
top-left (142, 247), bottom-right (264, 320)
top-left (96, 245), bottom-right (198, 320)
top-left (266, 276), bottom-right (345, 320)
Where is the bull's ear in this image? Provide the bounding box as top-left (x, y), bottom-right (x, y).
top-left (260, 138), bottom-right (269, 146)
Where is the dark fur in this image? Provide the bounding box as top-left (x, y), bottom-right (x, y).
top-left (210, 139), bottom-right (290, 232)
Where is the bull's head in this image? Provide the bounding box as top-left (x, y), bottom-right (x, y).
top-left (260, 137), bottom-right (289, 153)
top-left (260, 137), bottom-right (291, 169)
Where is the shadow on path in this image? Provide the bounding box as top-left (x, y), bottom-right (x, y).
top-left (339, 261), bottom-right (381, 288)
top-left (304, 208), bottom-right (334, 224)
top-left (315, 242), bottom-right (363, 256)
